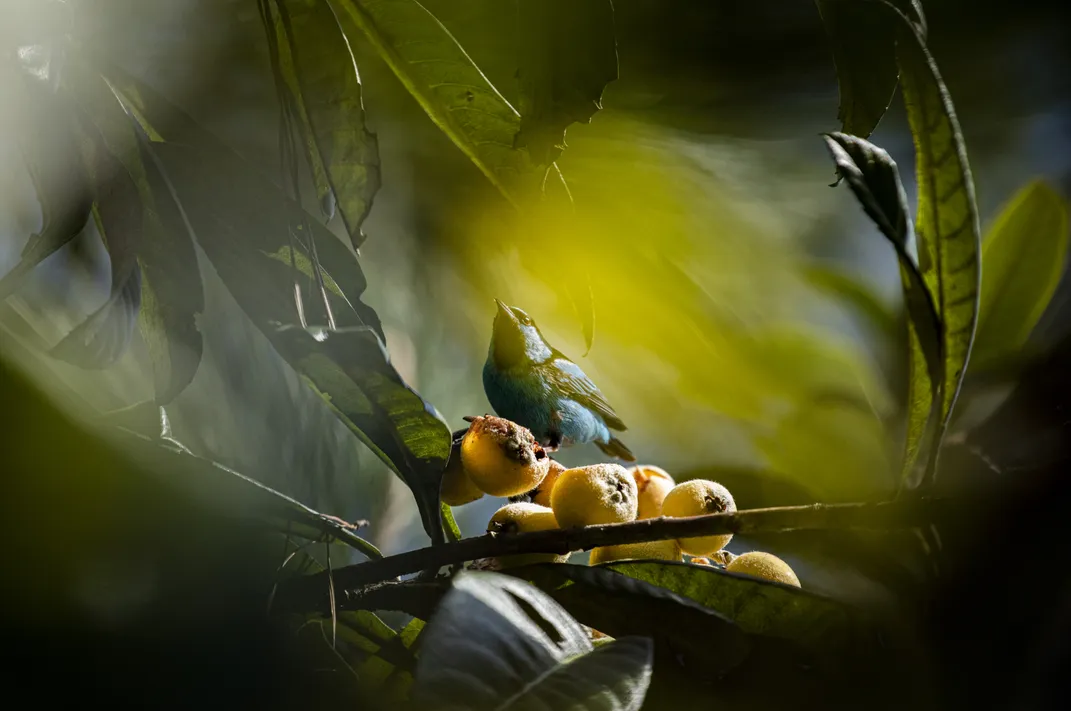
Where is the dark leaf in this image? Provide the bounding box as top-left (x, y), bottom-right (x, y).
top-left (888, 1), bottom-right (982, 484)
top-left (413, 571), bottom-right (651, 711)
top-left (153, 140), bottom-right (450, 541)
top-left (58, 64), bottom-right (204, 401)
top-left (136, 142), bottom-right (208, 404)
top-left (514, 0), bottom-right (619, 167)
top-left (509, 563), bottom-right (751, 677)
top-left (273, 0), bottom-right (381, 249)
top-left (0, 68), bottom-right (92, 300)
top-left (502, 636), bottom-right (652, 711)
top-left (50, 78), bottom-right (145, 368)
top-left (822, 132), bottom-right (942, 484)
top-left (814, 0), bottom-right (897, 138)
top-left (102, 67), bottom-right (452, 541)
top-left (973, 180), bottom-right (1069, 370)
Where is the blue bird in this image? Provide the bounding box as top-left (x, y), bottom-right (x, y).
top-left (482, 299), bottom-right (635, 462)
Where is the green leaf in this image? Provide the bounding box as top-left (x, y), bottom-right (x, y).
top-left (594, 560), bottom-right (874, 659)
top-left (412, 570), bottom-right (651, 711)
top-left (0, 66), bottom-right (93, 300)
top-left (328, 0), bottom-right (545, 206)
top-left (102, 66), bottom-right (452, 542)
top-left (972, 180), bottom-right (1069, 369)
top-left (509, 563), bottom-right (751, 676)
top-left (112, 420), bottom-right (381, 558)
top-left (273, 0), bottom-right (381, 249)
top-left (814, 0), bottom-right (899, 138)
top-left (891, 3), bottom-right (982, 482)
top-left (514, 0), bottom-right (618, 167)
top-left (821, 132), bottom-right (942, 484)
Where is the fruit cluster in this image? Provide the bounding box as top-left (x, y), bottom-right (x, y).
top-left (443, 415), bottom-right (800, 588)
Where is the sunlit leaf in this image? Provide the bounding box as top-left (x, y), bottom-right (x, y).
top-left (515, 0), bottom-right (618, 167)
top-left (273, 0), bottom-right (381, 249)
top-left (328, 0), bottom-right (536, 203)
top-left (891, 3), bottom-right (982, 483)
top-left (594, 560), bottom-right (873, 658)
top-left (973, 180), bottom-right (1069, 369)
top-left (821, 132), bottom-right (941, 484)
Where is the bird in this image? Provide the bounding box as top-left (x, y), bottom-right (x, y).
top-left (482, 299), bottom-right (635, 462)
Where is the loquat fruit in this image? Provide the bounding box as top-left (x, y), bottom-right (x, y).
top-left (630, 464), bottom-right (675, 519)
top-left (661, 479), bottom-right (736, 555)
top-left (529, 458), bottom-right (566, 508)
top-left (589, 538), bottom-right (682, 565)
top-left (461, 416), bottom-right (550, 497)
top-left (725, 551), bottom-right (800, 587)
top-left (486, 502), bottom-right (566, 568)
top-left (440, 430), bottom-right (484, 506)
top-left (550, 463), bottom-right (638, 528)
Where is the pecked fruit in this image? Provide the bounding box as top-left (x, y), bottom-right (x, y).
top-left (486, 502), bottom-right (566, 568)
top-left (550, 463), bottom-right (638, 528)
top-left (725, 551), bottom-right (800, 587)
top-left (589, 538), bottom-right (682, 565)
top-left (661, 479), bottom-right (736, 555)
top-left (461, 415), bottom-right (550, 497)
top-left (630, 464), bottom-right (675, 519)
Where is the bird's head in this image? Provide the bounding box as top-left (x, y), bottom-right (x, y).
top-left (490, 299), bottom-right (553, 369)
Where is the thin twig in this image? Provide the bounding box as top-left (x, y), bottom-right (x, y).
top-left (274, 497), bottom-right (951, 612)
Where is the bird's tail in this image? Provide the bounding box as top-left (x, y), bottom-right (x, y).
top-left (596, 436), bottom-right (636, 462)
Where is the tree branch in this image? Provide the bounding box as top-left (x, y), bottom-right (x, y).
top-left (273, 496), bottom-right (951, 612)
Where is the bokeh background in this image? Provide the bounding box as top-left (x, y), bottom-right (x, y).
top-left (2, 0), bottom-right (1070, 613)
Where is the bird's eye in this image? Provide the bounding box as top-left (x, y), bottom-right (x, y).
top-left (519, 315), bottom-right (532, 325)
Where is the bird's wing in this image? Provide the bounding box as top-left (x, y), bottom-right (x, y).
top-left (542, 355), bottom-right (627, 431)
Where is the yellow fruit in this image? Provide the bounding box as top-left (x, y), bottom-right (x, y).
top-left (726, 551), bottom-right (800, 587)
top-left (440, 435), bottom-right (484, 506)
top-left (630, 465), bottom-right (675, 519)
top-left (550, 463), bottom-right (638, 528)
top-left (589, 539), bottom-right (681, 565)
top-left (461, 416), bottom-right (550, 497)
top-left (661, 479), bottom-right (736, 555)
top-left (690, 557), bottom-right (712, 566)
top-left (530, 458), bottom-right (566, 508)
top-left (487, 502), bottom-right (566, 568)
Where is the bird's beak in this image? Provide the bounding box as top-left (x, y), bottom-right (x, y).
top-left (494, 298), bottom-right (513, 320)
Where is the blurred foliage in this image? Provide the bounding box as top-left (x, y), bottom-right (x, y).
top-left (973, 180), bottom-right (1070, 370)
